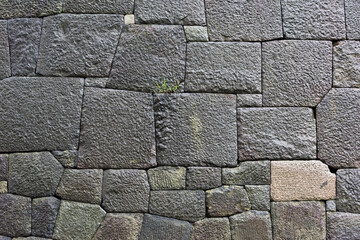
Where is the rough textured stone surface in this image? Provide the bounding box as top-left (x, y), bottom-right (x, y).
top-left (32, 197), bottom-right (60, 238)
top-left (102, 169), bottom-right (150, 212)
top-left (186, 42), bottom-right (261, 93)
top-left (63, 0), bottom-right (134, 14)
top-left (155, 93), bottom-right (237, 166)
top-left (327, 212), bottom-right (360, 240)
top-left (222, 161), bottom-right (270, 185)
top-left (8, 152), bottom-right (64, 197)
top-left (337, 169), bottom-right (360, 214)
top-left (205, 0), bottom-right (282, 41)
top-left (282, 0), bottom-right (346, 39)
top-left (37, 14), bottom-right (123, 77)
top-left (149, 190), bottom-right (205, 222)
top-left (0, 77), bottom-right (83, 152)
top-left (262, 40), bottom-right (332, 106)
top-left (53, 200), bottom-right (106, 240)
top-left (8, 18), bottom-right (42, 76)
top-left (271, 161), bottom-right (336, 201)
top-left (191, 218), bottom-right (231, 240)
top-left (0, 194), bottom-right (31, 237)
top-left (108, 25), bottom-right (185, 92)
top-left (238, 107), bottom-right (316, 160)
top-left (326, 200), bottom-right (336, 212)
top-left (148, 167), bottom-right (186, 190)
top-left (0, 154), bottom-right (8, 181)
top-left (51, 150), bottom-right (78, 168)
top-left (272, 201), bottom-right (326, 240)
top-left (184, 26), bottom-right (209, 42)
top-left (0, 181), bottom-right (7, 193)
top-left (230, 211), bottom-right (272, 240)
top-left (0, 21), bottom-right (10, 80)
top-left (0, 236), bottom-right (11, 240)
top-left (186, 167), bottom-right (221, 190)
top-left (246, 185), bottom-right (270, 211)
top-left (93, 213), bottom-right (143, 240)
top-left (346, 0), bottom-right (360, 39)
top-left (0, 0), bottom-right (62, 19)
top-left (317, 88), bottom-right (360, 168)
top-left (139, 214), bottom-right (192, 240)
top-left (12, 238), bottom-right (48, 240)
top-left (56, 169), bottom-right (103, 204)
top-left (237, 94), bottom-right (262, 107)
top-left (84, 78), bottom-right (108, 88)
top-left (135, 0), bottom-right (205, 25)
top-left (206, 186), bottom-right (251, 217)
top-left (78, 88), bottom-right (155, 168)
top-left (333, 41), bottom-right (360, 87)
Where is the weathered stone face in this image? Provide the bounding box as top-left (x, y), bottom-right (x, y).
top-left (245, 185), bottom-right (270, 211)
top-left (185, 42), bottom-right (261, 93)
top-left (63, 0), bottom-right (134, 14)
top-left (327, 212), bottom-right (360, 240)
top-left (337, 169), bottom-right (360, 214)
top-left (0, 181), bottom-right (7, 193)
top-left (84, 78), bottom-right (108, 88)
top-left (222, 161), bottom-right (270, 185)
top-left (31, 197), bottom-right (60, 238)
top-left (0, 21), bottom-right (10, 80)
top-left (0, 154), bottom-right (8, 181)
top-left (51, 150), bottom-right (78, 168)
top-left (191, 218), bottom-right (231, 240)
top-left (0, 0), bottom-right (62, 19)
top-left (148, 167), bottom-right (186, 190)
top-left (346, 0), bottom-right (360, 39)
top-left (186, 167), bottom-right (221, 190)
top-left (237, 94), bottom-right (262, 107)
top-left (184, 26), bottom-right (209, 42)
top-left (326, 200), bottom-right (336, 212)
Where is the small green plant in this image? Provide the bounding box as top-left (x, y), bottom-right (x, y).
top-left (156, 77), bottom-right (180, 93)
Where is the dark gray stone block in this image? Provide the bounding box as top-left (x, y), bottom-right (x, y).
top-left (186, 167), bottom-right (221, 190)
top-left (245, 185), bottom-right (270, 211)
top-left (0, 154), bottom-right (8, 181)
top-left (337, 169), bottom-right (360, 213)
top-left (222, 161), bottom-right (270, 185)
top-left (191, 218), bottom-right (231, 240)
top-left (63, 0), bottom-right (134, 14)
top-left (148, 167), bottom-right (186, 190)
top-left (51, 150), bottom-right (78, 168)
top-left (32, 197), bottom-right (60, 238)
top-left (346, 0), bottom-right (360, 39)
top-left (0, 0), bottom-right (62, 19)
top-left (237, 94), bottom-right (262, 107)
top-left (327, 212), bottom-right (360, 240)
top-left (0, 21), bottom-right (10, 80)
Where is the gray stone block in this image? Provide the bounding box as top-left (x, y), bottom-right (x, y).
top-left (326, 200), bottom-right (336, 212)
top-left (135, 0), bottom-right (205, 25)
top-left (102, 169), bottom-right (150, 212)
top-left (149, 190), bottom-right (205, 222)
top-left (0, 0), bottom-right (62, 19)
top-left (78, 88), bottom-right (156, 169)
top-left (185, 42), bottom-right (261, 93)
top-left (0, 236), bottom-right (11, 240)
top-left (32, 197), bottom-right (60, 238)
top-left (0, 194), bottom-right (31, 237)
top-left (317, 88), bottom-right (360, 168)
top-left (184, 26), bottom-right (209, 42)
top-left (245, 185), bottom-right (270, 211)
top-left (148, 167), bottom-right (186, 190)
top-left (337, 169), bottom-right (360, 213)
top-left (107, 25), bottom-right (186, 92)
top-left (0, 21), bottom-right (10, 80)
top-left (0, 181), bottom-right (7, 193)
top-left (237, 94), bottom-right (262, 107)
top-left (186, 167), bottom-right (221, 190)
top-left (191, 218), bottom-right (231, 240)
top-left (346, 0), bottom-right (360, 39)
top-left (238, 108), bottom-right (316, 160)
top-left (84, 78), bottom-right (108, 88)
top-left (0, 77), bottom-right (83, 152)
top-left (282, 0), bottom-right (346, 39)
top-left (205, 0), bottom-right (282, 41)
top-left (63, 0), bottom-right (134, 14)
top-left (12, 238), bottom-right (48, 240)
top-left (262, 40), bottom-right (332, 106)
top-left (327, 212), bottom-right (360, 240)
top-left (155, 93), bottom-right (237, 167)
top-left (0, 154), bottom-right (8, 181)
top-left (51, 150), bottom-right (78, 168)
top-left (37, 14), bottom-right (123, 77)
top-left (222, 161), bottom-right (270, 185)
top-left (8, 152), bottom-right (64, 197)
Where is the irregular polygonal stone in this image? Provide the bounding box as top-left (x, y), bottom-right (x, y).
top-left (102, 169), bottom-right (150, 212)
top-left (326, 200), bottom-right (336, 212)
top-left (327, 212), bottom-right (360, 240)
top-left (0, 21), bottom-right (10, 80)
top-left (333, 41), bottom-right (360, 87)
top-left (148, 167), bottom-right (186, 190)
top-left (84, 78), bottom-right (108, 88)
top-left (230, 211), bottom-right (272, 240)
top-left (238, 108), bottom-right (316, 160)
top-left (206, 186), bottom-right (251, 217)
top-left (237, 94), bottom-right (262, 107)
top-left (63, 0), bottom-right (133, 14)
top-left (0, 77), bottom-right (83, 152)
top-left (0, 0), bottom-right (62, 19)
top-left (282, 0), bottom-right (346, 39)
top-left (149, 190), bottom-right (205, 222)
top-left (272, 201), bottom-right (326, 240)
top-left (78, 88), bottom-right (155, 168)
top-left (135, 0), bottom-right (205, 25)
top-left (51, 150), bottom-right (78, 168)
top-left (337, 169), bottom-right (360, 213)
top-left (56, 169), bottom-right (103, 204)
top-left (0, 181), bottom-right (7, 193)
top-left (8, 152), bottom-right (64, 197)
top-left (185, 42), bottom-right (261, 93)
top-left (108, 24), bottom-right (185, 92)
top-left (155, 94), bottom-right (237, 166)
top-left (186, 167), bottom-right (221, 190)
top-left (37, 14), bottom-right (123, 77)
top-left (53, 200), bottom-right (106, 240)
top-left (222, 161), bottom-right (270, 185)
top-left (191, 218), bottom-right (231, 240)
top-left (93, 214), bottom-right (143, 240)
top-left (346, 0), bottom-right (360, 39)
top-left (184, 26), bottom-right (209, 42)
top-left (0, 194), bottom-right (31, 237)
top-left (317, 88), bottom-right (360, 168)
top-left (245, 185), bottom-right (270, 211)
top-left (32, 197), bottom-right (60, 238)
top-left (271, 161), bottom-right (336, 201)
top-left (205, 0), bottom-right (282, 41)
top-left (139, 214), bottom-right (192, 240)
top-left (0, 154), bottom-right (8, 180)
top-left (262, 40), bottom-right (332, 106)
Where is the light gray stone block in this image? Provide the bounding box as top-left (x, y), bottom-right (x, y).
top-left (346, 0), bottom-right (360, 39)
top-left (184, 26), bottom-right (208, 42)
top-left (84, 78), bottom-right (108, 88)
top-left (148, 167), bottom-right (186, 190)
top-left (237, 94), bottom-right (262, 107)
top-left (191, 218), bottom-right (231, 240)
top-left (337, 169), bottom-right (360, 214)
top-left (0, 0), bottom-right (62, 19)
top-left (32, 197), bottom-right (60, 238)
top-left (186, 167), bottom-right (221, 190)
top-left (326, 200), bottom-right (336, 212)
top-left (222, 161), bottom-right (270, 185)
top-left (327, 212), bottom-right (360, 240)
top-left (0, 21), bottom-right (10, 80)
top-left (63, 0), bottom-right (134, 14)
top-left (246, 185), bottom-right (270, 211)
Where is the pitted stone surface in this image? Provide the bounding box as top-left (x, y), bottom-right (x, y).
top-left (84, 78), bottom-right (108, 88)
top-left (0, 77), bottom-right (83, 152)
top-left (327, 212), bottom-right (360, 240)
top-left (135, 0), bottom-right (206, 25)
top-left (8, 152), bottom-right (64, 197)
top-left (149, 190), bottom-right (205, 222)
top-left (186, 167), bottom-right (221, 190)
top-left (238, 108), bottom-right (316, 160)
top-left (32, 197), bottom-right (60, 238)
top-left (0, 0), bottom-right (62, 19)
top-left (337, 169), bottom-right (360, 214)
top-left (0, 21), bottom-right (10, 80)
top-left (102, 169), bottom-right (150, 212)
top-left (271, 161), bottom-right (336, 201)
top-left (237, 94), bottom-right (262, 107)
top-left (0, 181), bottom-right (7, 193)
top-left (148, 167), bottom-right (186, 190)
top-left (222, 161), bottom-right (270, 185)
top-left (107, 25), bottom-right (186, 92)
top-left (63, 0), bottom-right (134, 14)
top-left (245, 185), bottom-right (270, 211)
top-left (282, 0), bottom-right (346, 39)
top-left (205, 0), bottom-right (282, 41)
top-left (37, 14), bottom-right (123, 77)
top-left (184, 26), bottom-right (209, 42)
top-left (317, 88), bottom-right (360, 168)
top-left (51, 150), bottom-right (78, 168)
top-left (346, 0), bottom-right (360, 39)
top-left (78, 88), bottom-right (155, 169)
top-left (191, 218), bottom-right (231, 240)
top-left (155, 93), bottom-right (237, 167)
top-left (262, 40), bottom-right (332, 106)
top-left (0, 194), bottom-right (31, 237)
top-left (56, 169), bottom-right (103, 204)
top-left (185, 42), bottom-right (261, 93)
top-left (0, 154), bottom-right (8, 181)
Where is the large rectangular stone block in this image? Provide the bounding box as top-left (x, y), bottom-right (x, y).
top-left (63, 0), bottom-right (134, 14)
top-left (0, 0), bottom-right (62, 19)
top-left (337, 169), bottom-right (360, 214)
top-left (327, 212), bottom-right (360, 240)
top-left (0, 20), bottom-right (10, 80)
top-left (346, 0), bottom-right (360, 39)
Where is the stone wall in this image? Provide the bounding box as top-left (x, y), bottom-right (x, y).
top-left (0, 0), bottom-right (359, 239)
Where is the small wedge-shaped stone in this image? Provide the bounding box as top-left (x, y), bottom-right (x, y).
top-left (246, 185), bottom-right (270, 211)
top-left (63, 0), bottom-right (133, 14)
top-left (32, 197), bottom-right (60, 238)
top-left (191, 218), bottom-right (230, 240)
top-left (346, 0), bottom-right (360, 39)
top-left (51, 150), bottom-right (77, 168)
top-left (337, 169), bottom-right (360, 214)
top-left (148, 167), bottom-right (186, 190)
top-left (271, 161), bottom-right (336, 201)
top-left (222, 161), bottom-right (270, 185)
top-left (0, 21), bottom-right (10, 80)
top-left (0, 0), bottom-right (62, 19)
top-left (186, 167), bottom-right (221, 190)
top-left (327, 212), bottom-right (360, 240)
